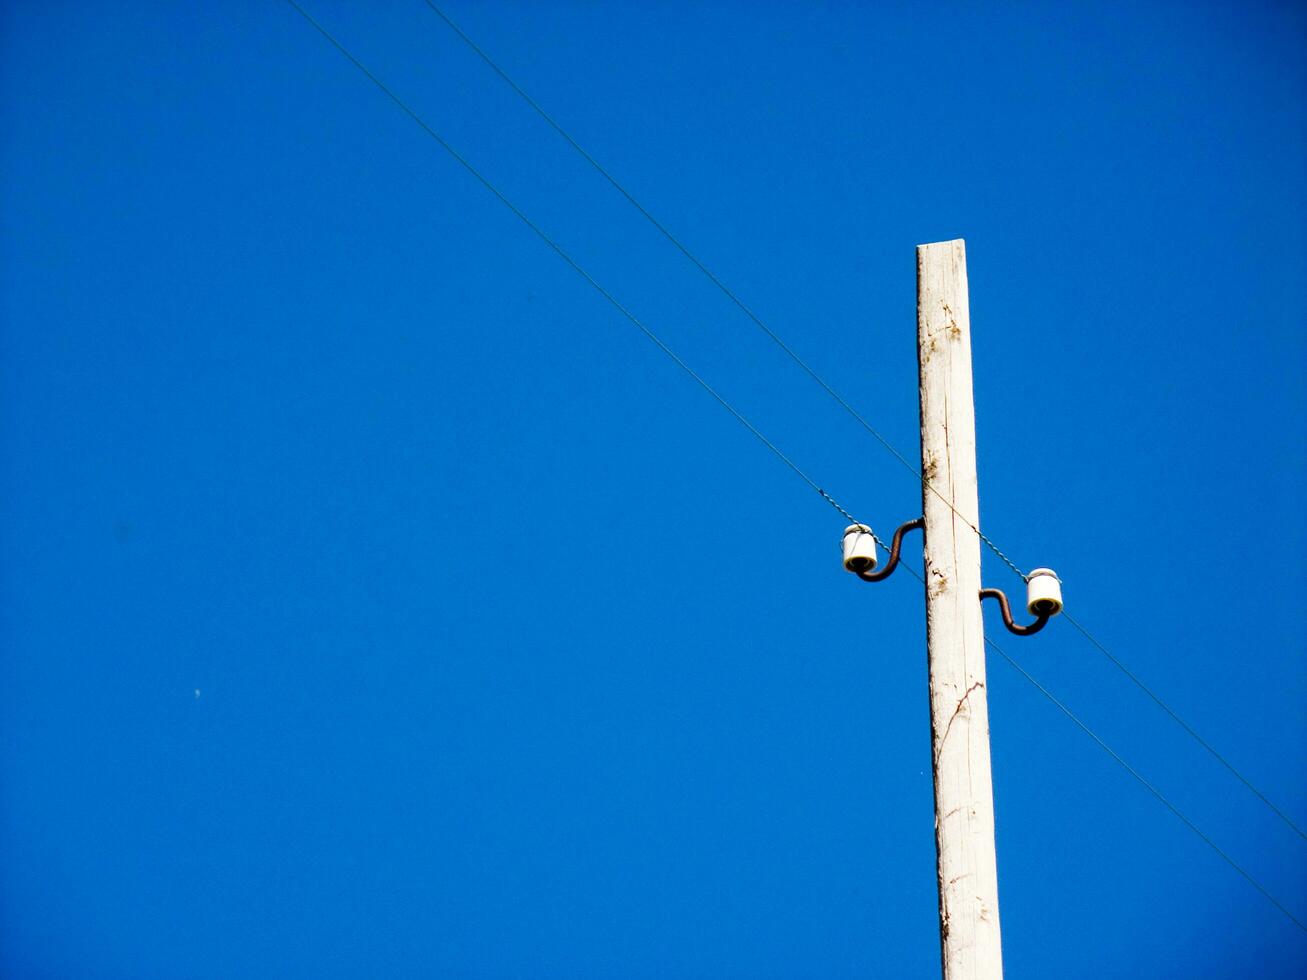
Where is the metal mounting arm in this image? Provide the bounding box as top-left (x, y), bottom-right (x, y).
top-left (979, 587), bottom-right (1050, 636)
top-left (855, 517), bottom-right (924, 583)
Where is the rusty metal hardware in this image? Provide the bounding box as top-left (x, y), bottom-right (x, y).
top-left (852, 518), bottom-right (1055, 639)
top-left (853, 517), bottom-right (924, 583)
top-left (979, 587), bottom-right (1050, 636)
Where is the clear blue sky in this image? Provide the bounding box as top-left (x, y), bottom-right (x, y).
top-left (2, 1), bottom-right (1305, 976)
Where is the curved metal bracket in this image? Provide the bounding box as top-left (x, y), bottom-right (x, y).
top-left (979, 587), bottom-right (1050, 636)
top-left (856, 518), bottom-right (924, 583)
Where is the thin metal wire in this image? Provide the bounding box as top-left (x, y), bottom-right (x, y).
top-left (296, 0), bottom-right (1307, 883)
top-left (862, 559), bottom-right (1304, 929)
top-left (421, 0), bottom-right (1026, 583)
top-left (987, 634), bottom-right (1306, 933)
top-left (283, 0), bottom-right (871, 539)
top-left (1062, 611), bottom-right (1307, 842)
top-left (420, 0), bottom-right (1307, 845)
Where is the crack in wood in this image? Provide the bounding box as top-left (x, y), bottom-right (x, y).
top-left (935, 681), bottom-right (984, 766)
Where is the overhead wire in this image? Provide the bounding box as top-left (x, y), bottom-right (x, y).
top-left (895, 560), bottom-right (1304, 931)
top-left (1062, 611), bottom-right (1306, 841)
top-left (986, 634), bottom-right (1306, 933)
top-left (284, 0), bottom-right (1306, 929)
top-left (282, 0), bottom-right (876, 548)
top-left (418, 0), bottom-right (1307, 844)
top-left (420, 0), bottom-right (1028, 584)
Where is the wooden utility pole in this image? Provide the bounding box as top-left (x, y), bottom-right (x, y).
top-left (917, 239), bottom-right (1004, 979)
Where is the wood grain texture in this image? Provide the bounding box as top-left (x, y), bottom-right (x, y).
top-left (917, 240), bottom-right (1004, 979)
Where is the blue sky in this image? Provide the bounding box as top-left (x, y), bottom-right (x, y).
top-left (2, 1), bottom-right (1304, 976)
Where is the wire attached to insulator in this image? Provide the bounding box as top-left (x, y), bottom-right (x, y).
top-left (842, 518), bottom-right (923, 583)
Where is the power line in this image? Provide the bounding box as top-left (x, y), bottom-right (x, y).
top-left (1063, 611), bottom-right (1307, 841)
top-left (888, 557), bottom-right (1303, 931)
top-left (285, 2), bottom-right (1305, 916)
top-left (418, 1), bottom-right (1306, 845)
top-left (987, 634), bottom-right (1307, 933)
top-left (419, 0), bottom-right (1027, 585)
top-left (282, 0), bottom-right (875, 547)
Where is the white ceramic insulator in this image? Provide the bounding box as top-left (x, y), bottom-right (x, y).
top-left (842, 524), bottom-right (878, 573)
top-left (1026, 568), bottom-right (1063, 615)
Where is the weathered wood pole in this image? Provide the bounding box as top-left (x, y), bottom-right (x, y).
top-left (917, 239), bottom-right (1004, 979)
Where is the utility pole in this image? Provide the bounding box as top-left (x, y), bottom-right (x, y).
top-left (917, 239), bottom-right (1004, 979)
